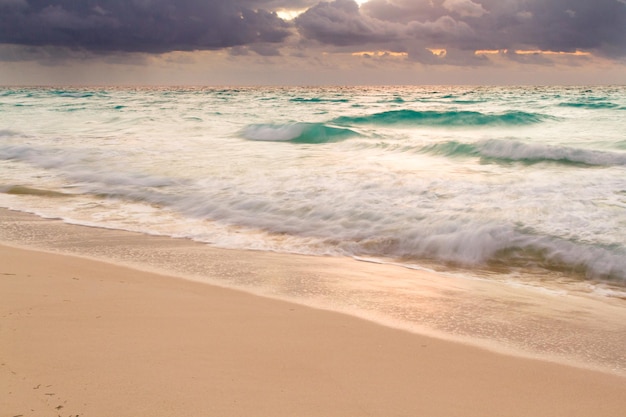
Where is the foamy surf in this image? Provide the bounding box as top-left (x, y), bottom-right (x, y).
top-left (421, 139), bottom-right (626, 166)
top-left (1, 85), bottom-right (625, 289)
top-left (241, 122), bottom-right (359, 143)
top-left (2, 85), bottom-right (626, 379)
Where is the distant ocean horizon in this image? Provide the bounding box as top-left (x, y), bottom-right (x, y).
top-left (1, 85), bottom-right (625, 292)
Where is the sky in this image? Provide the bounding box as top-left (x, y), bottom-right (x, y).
top-left (1, 0), bottom-right (625, 85)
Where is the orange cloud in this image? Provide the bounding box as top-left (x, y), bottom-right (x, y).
top-left (427, 48), bottom-right (447, 57)
top-left (514, 50), bottom-right (591, 56)
top-left (352, 51), bottom-right (408, 58)
top-left (475, 49), bottom-right (591, 56)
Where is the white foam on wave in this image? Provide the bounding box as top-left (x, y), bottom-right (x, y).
top-left (2, 85), bottom-right (626, 288)
top-left (4, 139), bottom-right (625, 283)
top-left (242, 123), bottom-right (307, 141)
top-left (241, 122), bottom-right (358, 143)
top-left (477, 139), bottom-right (626, 166)
top-left (0, 143), bottom-right (179, 189)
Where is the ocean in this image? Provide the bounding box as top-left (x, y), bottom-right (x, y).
top-left (2, 86), bottom-right (625, 284)
top-left (3, 85), bottom-right (626, 370)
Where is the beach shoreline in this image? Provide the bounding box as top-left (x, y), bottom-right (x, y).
top-left (1, 207), bottom-right (626, 416)
top-left (2, 207), bottom-right (626, 372)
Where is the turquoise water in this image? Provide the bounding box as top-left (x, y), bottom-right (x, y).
top-left (1, 86), bottom-right (625, 286)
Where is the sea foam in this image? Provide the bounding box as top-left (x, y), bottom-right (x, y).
top-left (422, 139), bottom-right (626, 166)
top-left (241, 123), bottom-right (358, 143)
top-left (2, 85), bottom-right (625, 288)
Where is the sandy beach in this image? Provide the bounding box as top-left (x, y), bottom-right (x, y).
top-left (1, 211), bottom-right (625, 416)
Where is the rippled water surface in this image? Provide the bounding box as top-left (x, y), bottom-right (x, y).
top-left (1, 86), bottom-right (625, 285)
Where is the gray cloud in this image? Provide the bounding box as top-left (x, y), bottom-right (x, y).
top-left (239, 0), bottom-right (319, 9)
top-left (442, 0), bottom-right (488, 18)
top-left (1, 0), bottom-right (624, 67)
top-left (295, 0), bottom-right (401, 45)
top-left (510, 0), bottom-right (626, 57)
top-left (361, 0), bottom-right (626, 58)
top-left (407, 15), bottom-right (475, 42)
top-left (361, 0), bottom-right (446, 24)
top-left (294, 0), bottom-right (483, 61)
top-left (0, 0), bottom-right (292, 53)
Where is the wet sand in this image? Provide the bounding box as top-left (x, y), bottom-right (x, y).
top-left (2, 243), bottom-right (626, 416)
top-left (1, 210), bottom-right (626, 416)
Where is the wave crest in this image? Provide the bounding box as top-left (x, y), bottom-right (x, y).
top-left (559, 101), bottom-right (621, 110)
top-left (333, 109), bottom-right (550, 127)
top-left (422, 139), bottom-right (626, 166)
top-left (338, 223), bottom-right (626, 282)
top-left (241, 123), bottom-right (359, 143)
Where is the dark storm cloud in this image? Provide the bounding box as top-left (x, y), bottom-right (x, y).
top-left (1, 0), bottom-right (625, 65)
top-left (295, 0), bottom-right (401, 45)
top-left (239, 0), bottom-right (319, 8)
top-left (506, 0), bottom-right (626, 57)
top-left (0, 0), bottom-right (292, 53)
top-left (428, 0), bottom-right (626, 57)
top-left (294, 0), bottom-right (480, 55)
top-left (360, 0), bottom-right (626, 58)
top-left (294, 0), bottom-right (625, 63)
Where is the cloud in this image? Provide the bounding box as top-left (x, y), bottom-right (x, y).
top-left (361, 0), bottom-right (626, 59)
top-left (294, 0), bottom-right (474, 49)
top-left (407, 15), bottom-right (475, 40)
top-left (0, 0), bottom-right (292, 53)
top-left (295, 0), bottom-right (401, 45)
top-left (483, 0), bottom-right (626, 57)
top-left (239, 0), bottom-right (319, 9)
top-left (0, 0), bottom-right (28, 9)
top-left (1, 0), bottom-right (624, 69)
top-left (442, 0), bottom-right (488, 18)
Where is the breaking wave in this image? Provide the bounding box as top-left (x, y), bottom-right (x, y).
top-left (336, 224), bottom-right (626, 283)
top-left (241, 123), bottom-right (359, 143)
top-left (421, 139), bottom-right (626, 166)
top-left (168, 191), bottom-right (626, 283)
top-left (332, 109), bottom-right (550, 127)
top-left (0, 144), bottom-right (178, 189)
top-left (559, 101), bottom-right (621, 110)
top-left (2, 143), bottom-right (624, 284)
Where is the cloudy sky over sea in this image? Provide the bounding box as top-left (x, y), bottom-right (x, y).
top-left (1, 0), bottom-right (625, 85)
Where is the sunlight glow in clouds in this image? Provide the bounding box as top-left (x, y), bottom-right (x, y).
top-left (352, 51), bottom-right (408, 58)
top-left (475, 50), bottom-right (592, 57)
top-left (514, 50), bottom-right (592, 56)
top-left (278, 0), bottom-right (369, 20)
top-left (276, 9), bottom-right (306, 20)
top-left (0, 0), bottom-right (624, 85)
top-left (427, 49), bottom-right (448, 57)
